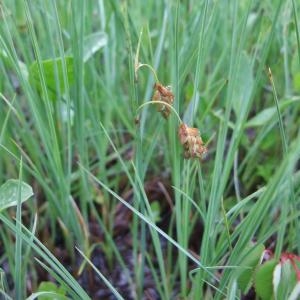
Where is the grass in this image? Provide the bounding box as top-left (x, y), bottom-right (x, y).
top-left (0, 0), bottom-right (300, 299)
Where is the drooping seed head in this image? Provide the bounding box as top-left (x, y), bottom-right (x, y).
top-left (178, 123), bottom-right (207, 159)
top-left (152, 82), bottom-right (174, 119)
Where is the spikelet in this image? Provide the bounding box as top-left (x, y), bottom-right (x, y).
top-left (178, 123), bottom-right (207, 159)
top-left (152, 82), bottom-right (174, 119)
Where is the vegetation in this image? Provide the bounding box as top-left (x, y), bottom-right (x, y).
top-left (0, 0), bottom-right (300, 299)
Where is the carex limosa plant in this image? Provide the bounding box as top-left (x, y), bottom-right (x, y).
top-left (134, 29), bottom-right (207, 161)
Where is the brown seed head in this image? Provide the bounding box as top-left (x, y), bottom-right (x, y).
top-left (178, 123), bottom-right (207, 159)
top-left (152, 82), bottom-right (174, 119)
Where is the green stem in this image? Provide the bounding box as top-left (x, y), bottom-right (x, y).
top-left (137, 100), bottom-right (182, 124)
top-left (136, 63), bottom-right (159, 83)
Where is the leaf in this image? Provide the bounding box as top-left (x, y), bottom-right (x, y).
top-left (212, 109), bottom-right (235, 129)
top-left (26, 291), bottom-right (68, 300)
top-left (246, 98), bottom-right (300, 127)
top-left (237, 243), bottom-right (265, 293)
top-left (292, 72), bottom-right (300, 92)
top-left (246, 107), bottom-right (277, 127)
top-left (0, 48), bottom-right (29, 80)
top-left (183, 91), bottom-right (200, 124)
top-left (29, 56), bottom-right (74, 101)
top-left (232, 52), bottom-right (253, 117)
top-left (227, 280), bottom-right (238, 300)
top-left (254, 259), bottom-right (278, 300)
top-left (0, 179), bottom-right (33, 211)
top-left (37, 281), bottom-right (67, 300)
top-left (288, 282), bottom-right (300, 300)
top-left (83, 31), bottom-right (108, 62)
top-left (273, 263), bottom-right (281, 296)
top-left (0, 268), bottom-right (9, 296)
top-left (276, 260), bottom-right (298, 300)
top-left (150, 201), bottom-right (161, 223)
top-left (292, 49), bottom-right (300, 93)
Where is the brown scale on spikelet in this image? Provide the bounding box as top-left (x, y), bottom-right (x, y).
top-left (178, 123), bottom-right (207, 159)
top-left (152, 82), bottom-right (174, 119)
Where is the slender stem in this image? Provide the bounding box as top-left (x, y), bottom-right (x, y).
top-left (268, 67), bottom-right (295, 258)
top-left (137, 100), bottom-right (182, 124)
top-left (136, 63), bottom-right (159, 83)
top-left (134, 28), bottom-right (143, 81)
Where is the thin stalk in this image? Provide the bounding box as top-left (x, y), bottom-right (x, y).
top-left (191, 0), bottom-right (209, 124)
top-left (292, 0), bottom-right (300, 66)
top-left (268, 68), bottom-right (295, 258)
top-left (137, 101), bottom-right (182, 124)
top-left (122, 3), bottom-right (146, 297)
top-left (136, 63), bottom-right (159, 83)
top-left (291, 0), bottom-right (300, 253)
top-left (171, 0), bottom-right (184, 296)
top-left (14, 159), bottom-right (23, 299)
top-left (76, 248), bottom-right (124, 300)
top-left (71, 0), bottom-right (90, 231)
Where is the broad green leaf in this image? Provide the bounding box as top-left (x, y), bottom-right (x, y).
top-left (83, 31), bottom-right (107, 62)
top-left (27, 291), bottom-right (68, 300)
top-left (237, 243), bottom-right (265, 293)
top-left (36, 281), bottom-right (67, 300)
top-left (150, 201), bottom-right (161, 223)
top-left (254, 259), bottom-right (278, 300)
top-left (0, 179), bottom-right (33, 211)
top-left (29, 56), bottom-right (74, 101)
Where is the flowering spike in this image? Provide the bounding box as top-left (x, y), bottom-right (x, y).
top-left (178, 123), bottom-right (207, 159)
top-left (152, 82), bottom-right (174, 119)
